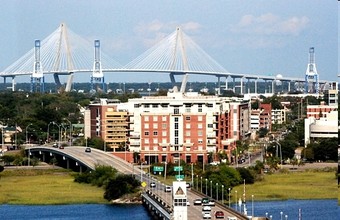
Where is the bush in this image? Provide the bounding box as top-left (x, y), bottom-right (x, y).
top-left (236, 167), bottom-right (255, 184)
top-left (104, 175), bottom-right (140, 201)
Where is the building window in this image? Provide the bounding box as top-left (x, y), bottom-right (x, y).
top-left (162, 116), bottom-right (167, 121)
top-left (145, 139), bottom-right (149, 144)
top-left (185, 107), bottom-right (191, 113)
top-left (175, 123), bottom-right (178, 129)
top-left (134, 104), bottom-right (140, 108)
top-left (162, 138), bottom-right (167, 143)
top-left (153, 116), bottom-right (158, 121)
top-left (175, 130), bottom-right (179, 136)
top-left (185, 116), bottom-right (191, 120)
top-left (186, 131), bottom-right (191, 136)
top-left (162, 123), bottom-right (167, 129)
top-left (174, 108), bottom-right (179, 114)
top-left (144, 104), bottom-right (150, 108)
top-left (153, 139), bottom-right (158, 144)
top-left (186, 124), bottom-right (191, 129)
top-left (144, 131), bottom-right (149, 136)
top-left (162, 131), bottom-right (167, 136)
top-left (144, 123), bottom-right (149, 129)
top-left (144, 116), bottom-right (149, 121)
top-left (208, 124), bottom-right (213, 128)
top-left (153, 123), bottom-right (158, 129)
top-left (198, 139), bottom-right (203, 144)
top-left (152, 104), bottom-right (158, 108)
top-left (175, 138), bottom-right (179, 145)
top-left (198, 123), bottom-right (203, 129)
top-left (153, 131), bottom-right (158, 136)
top-left (174, 117), bottom-right (179, 122)
top-left (198, 116), bottom-right (203, 121)
top-left (198, 131), bottom-right (203, 136)
top-left (207, 103), bottom-right (213, 108)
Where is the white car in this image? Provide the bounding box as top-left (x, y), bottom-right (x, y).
top-left (164, 186), bottom-right (172, 192)
top-left (186, 201), bottom-right (190, 206)
top-left (202, 212), bottom-right (212, 219)
top-left (202, 206), bottom-right (212, 211)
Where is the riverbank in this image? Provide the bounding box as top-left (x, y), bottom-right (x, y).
top-left (0, 165), bottom-right (337, 205)
top-left (233, 167), bottom-right (337, 201)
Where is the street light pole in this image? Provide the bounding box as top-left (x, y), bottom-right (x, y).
top-left (273, 140), bottom-right (282, 169)
top-left (235, 190), bottom-right (238, 211)
top-left (200, 176), bottom-right (202, 193)
top-left (280, 211), bottom-right (283, 220)
top-left (228, 187), bottom-right (231, 207)
top-left (63, 118), bottom-right (72, 146)
top-left (221, 185), bottom-right (224, 204)
top-left (205, 179), bottom-right (207, 195)
top-left (252, 194), bottom-right (254, 218)
top-left (216, 182), bottom-right (218, 201)
top-left (26, 123), bottom-right (33, 166)
top-left (210, 180), bottom-right (212, 198)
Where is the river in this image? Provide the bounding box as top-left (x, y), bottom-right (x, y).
top-left (0, 199), bottom-right (337, 219)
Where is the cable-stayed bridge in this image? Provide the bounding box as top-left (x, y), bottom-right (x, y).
top-left (0, 23), bottom-right (334, 94)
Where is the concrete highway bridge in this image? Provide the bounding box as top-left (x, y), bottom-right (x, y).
top-left (26, 146), bottom-right (138, 174)
top-left (26, 145), bottom-right (252, 219)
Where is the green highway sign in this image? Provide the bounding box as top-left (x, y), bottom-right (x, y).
top-left (175, 175), bottom-right (184, 180)
top-left (153, 166), bottom-right (164, 172)
top-left (174, 166), bottom-right (183, 171)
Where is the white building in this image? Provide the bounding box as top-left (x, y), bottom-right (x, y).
top-left (304, 110), bottom-right (338, 147)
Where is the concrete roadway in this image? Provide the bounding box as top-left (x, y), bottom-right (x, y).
top-left (147, 181), bottom-right (247, 220)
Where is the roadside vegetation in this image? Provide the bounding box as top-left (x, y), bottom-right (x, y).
top-left (73, 165), bottom-right (141, 202)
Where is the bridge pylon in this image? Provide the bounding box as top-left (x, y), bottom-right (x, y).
top-left (304, 47), bottom-right (319, 95)
top-left (31, 40), bottom-right (45, 93)
top-left (90, 40), bottom-right (105, 92)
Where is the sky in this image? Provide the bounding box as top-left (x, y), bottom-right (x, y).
top-left (0, 0), bottom-right (338, 84)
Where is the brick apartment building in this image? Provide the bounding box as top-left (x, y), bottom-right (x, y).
top-left (85, 92), bottom-right (250, 164)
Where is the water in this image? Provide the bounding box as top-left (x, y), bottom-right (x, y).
top-left (238, 199), bottom-right (338, 219)
top-left (0, 204), bottom-right (152, 220)
top-left (0, 200), bottom-right (337, 220)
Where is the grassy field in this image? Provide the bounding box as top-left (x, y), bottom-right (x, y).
top-left (0, 169), bottom-right (107, 205)
top-left (0, 168), bottom-right (337, 205)
top-left (232, 170), bottom-right (337, 202)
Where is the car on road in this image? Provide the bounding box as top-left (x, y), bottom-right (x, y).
top-left (207, 199), bottom-right (215, 206)
top-left (186, 182), bottom-right (191, 188)
top-left (186, 200), bottom-right (190, 206)
top-left (201, 197), bottom-right (209, 205)
top-left (215, 211), bottom-right (224, 219)
top-left (85, 147), bottom-right (91, 153)
top-left (150, 182), bottom-right (156, 188)
top-left (164, 186), bottom-right (171, 192)
top-left (58, 145), bottom-right (64, 149)
top-left (52, 143), bottom-right (58, 148)
top-left (202, 212), bottom-right (212, 219)
top-left (193, 198), bottom-right (202, 205)
top-left (202, 206), bottom-right (211, 212)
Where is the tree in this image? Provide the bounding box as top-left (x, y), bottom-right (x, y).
top-left (1, 155), bottom-right (16, 166)
top-left (236, 167), bottom-right (255, 184)
top-left (104, 174), bottom-right (140, 201)
top-left (50, 157), bottom-right (58, 168)
top-left (258, 128), bottom-right (269, 138)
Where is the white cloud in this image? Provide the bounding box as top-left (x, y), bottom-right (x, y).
top-left (231, 13), bottom-right (309, 36)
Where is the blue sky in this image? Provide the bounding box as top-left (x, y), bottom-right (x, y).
top-left (0, 0), bottom-right (338, 84)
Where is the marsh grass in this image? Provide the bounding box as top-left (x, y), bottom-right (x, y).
top-left (0, 169), bottom-right (107, 205)
top-left (233, 171), bottom-right (337, 201)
